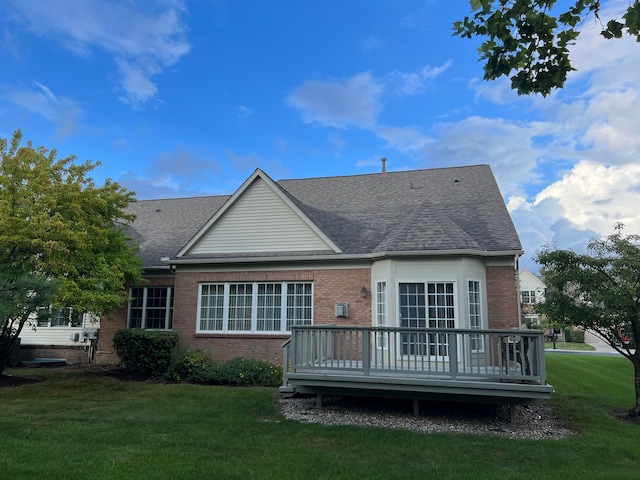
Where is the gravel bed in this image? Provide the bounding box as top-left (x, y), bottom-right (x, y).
top-left (280, 395), bottom-right (573, 440)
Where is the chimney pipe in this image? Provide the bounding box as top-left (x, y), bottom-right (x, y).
top-left (381, 157), bottom-right (387, 176)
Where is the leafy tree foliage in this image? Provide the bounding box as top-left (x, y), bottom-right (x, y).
top-left (454, 1), bottom-right (640, 96)
top-left (0, 130), bottom-right (142, 372)
top-left (0, 272), bottom-right (59, 373)
top-left (536, 224), bottom-right (640, 416)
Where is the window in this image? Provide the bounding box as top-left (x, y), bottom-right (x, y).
top-left (198, 282), bottom-right (313, 334)
top-left (376, 281), bottom-right (388, 348)
top-left (37, 307), bottom-right (84, 328)
top-left (128, 287), bottom-right (174, 330)
top-left (521, 290), bottom-right (536, 304)
top-left (468, 280), bottom-right (484, 352)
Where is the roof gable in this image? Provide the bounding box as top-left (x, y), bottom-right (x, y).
top-left (178, 169), bottom-right (341, 256)
top-left (519, 269), bottom-right (546, 290)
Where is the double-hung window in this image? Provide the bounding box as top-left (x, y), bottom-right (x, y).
top-left (128, 287), bottom-right (174, 330)
top-left (198, 282), bottom-right (313, 334)
top-left (521, 290), bottom-right (536, 304)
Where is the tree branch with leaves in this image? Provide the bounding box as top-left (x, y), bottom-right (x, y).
top-left (454, 1), bottom-right (640, 96)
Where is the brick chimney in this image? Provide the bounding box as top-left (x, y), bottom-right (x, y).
top-left (381, 157), bottom-right (387, 176)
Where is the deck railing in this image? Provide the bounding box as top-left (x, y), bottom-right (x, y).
top-left (283, 325), bottom-right (547, 387)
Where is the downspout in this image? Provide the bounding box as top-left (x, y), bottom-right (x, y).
top-left (515, 254), bottom-right (522, 327)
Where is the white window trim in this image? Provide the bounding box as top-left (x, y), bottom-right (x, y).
top-left (197, 281), bottom-right (314, 334)
top-left (468, 278), bottom-right (485, 353)
top-left (375, 281), bottom-right (388, 350)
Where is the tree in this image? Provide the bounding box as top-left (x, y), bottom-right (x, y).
top-left (454, 1), bottom-right (640, 96)
top-left (536, 224), bottom-right (640, 416)
top-left (0, 272), bottom-right (59, 370)
top-left (0, 130), bottom-right (142, 374)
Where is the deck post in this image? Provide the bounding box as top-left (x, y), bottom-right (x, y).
top-left (448, 332), bottom-right (458, 380)
top-left (413, 398), bottom-right (420, 416)
top-left (363, 330), bottom-right (370, 376)
top-left (317, 393), bottom-right (323, 408)
top-left (282, 339), bottom-right (290, 387)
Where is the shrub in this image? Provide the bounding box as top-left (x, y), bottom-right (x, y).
top-left (113, 329), bottom-right (179, 377)
top-left (563, 328), bottom-right (572, 343)
top-left (571, 329), bottom-right (585, 343)
top-left (168, 349), bottom-right (216, 383)
top-left (562, 328), bottom-right (585, 343)
top-left (218, 357), bottom-right (283, 387)
top-left (168, 354), bottom-right (283, 387)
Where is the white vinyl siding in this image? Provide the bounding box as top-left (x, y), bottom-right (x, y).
top-left (190, 179), bottom-right (332, 254)
top-left (198, 281), bottom-right (313, 334)
top-left (19, 313), bottom-right (99, 346)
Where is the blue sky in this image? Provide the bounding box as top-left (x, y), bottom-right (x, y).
top-left (2, 0), bottom-right (639, 273)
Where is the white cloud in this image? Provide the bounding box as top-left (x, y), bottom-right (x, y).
top-left (425, 116), bottom-right (552, 198)
top-left (287, 72), bottom-right (382, 129)
top-left (361, 35), bottom-right (385, 52)
top-left (236, 105), bottom-right (253, 120)
top-left (119, 145), bottom-right (223, 199)
top-left (386, 61), bottom-right (452, 96)
top-left (9, 81), bottom-right (82, 138)
top-left (534, 162), bottom-right (640, 233)
top-left (375, 125), bottom-right (433, 153)
top-left (287, 65), bottom-right (449, 150)
top-left (6, 0), bottom-right (190, 106)
top-left (224, 149), bottom-right (262, 171)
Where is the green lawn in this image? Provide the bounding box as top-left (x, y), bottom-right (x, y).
top-left (545, 341), bottom-right (596, 351)
top-left (1, 356), bottom-right (639, 480)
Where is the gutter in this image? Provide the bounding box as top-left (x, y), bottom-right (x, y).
top-left (161, 249), bottom-right (525, 266)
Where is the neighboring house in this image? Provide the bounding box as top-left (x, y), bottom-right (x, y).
top-left (519, 268), bottom-right (546, 328)
top-left (17, 308), bottom-right (99, 364)
top-left (92, 163), bottom-right (526, 367)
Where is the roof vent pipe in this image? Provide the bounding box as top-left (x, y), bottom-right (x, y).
top-left (381, 157), bottom-right (387, 176)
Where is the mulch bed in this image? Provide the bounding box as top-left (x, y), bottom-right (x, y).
top-left (0, 374), bottom-right (41, 388)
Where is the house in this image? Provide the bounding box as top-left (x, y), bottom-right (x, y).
top-left (16, 308), bottom-right (99, 365)
top-left (519, 268), bottom-right (546, 328)
top-left (93, 163), bottom-right (527, 369)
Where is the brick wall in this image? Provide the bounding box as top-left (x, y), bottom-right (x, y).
top-left (19, 345), bottom-right (92, 364)
top-left (95, 275), bottom-right (176, 365)
top-left (485, 265), bottom-right (519, 329)
top-left (173, 267), bottom-right (371, 364)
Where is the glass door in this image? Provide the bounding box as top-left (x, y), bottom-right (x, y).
top-left (399, 282), bottom-right (456, 360)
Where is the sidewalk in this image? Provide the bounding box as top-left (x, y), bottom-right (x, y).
top-left (546, 330), bottom-right (620, 355)
top-left (583, 330), bottom-right (620, 354)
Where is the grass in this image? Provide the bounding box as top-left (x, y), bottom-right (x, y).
top-left (545, 341), bottom-right (596, 351)
top-left (1, 356), bottom-right (639, 480)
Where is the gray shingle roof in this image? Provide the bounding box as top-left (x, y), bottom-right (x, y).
top-left (126, 164), bottom-right (522, 267)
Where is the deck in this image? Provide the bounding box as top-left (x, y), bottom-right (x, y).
top-left (281, 326), bottom-right (554, 410)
